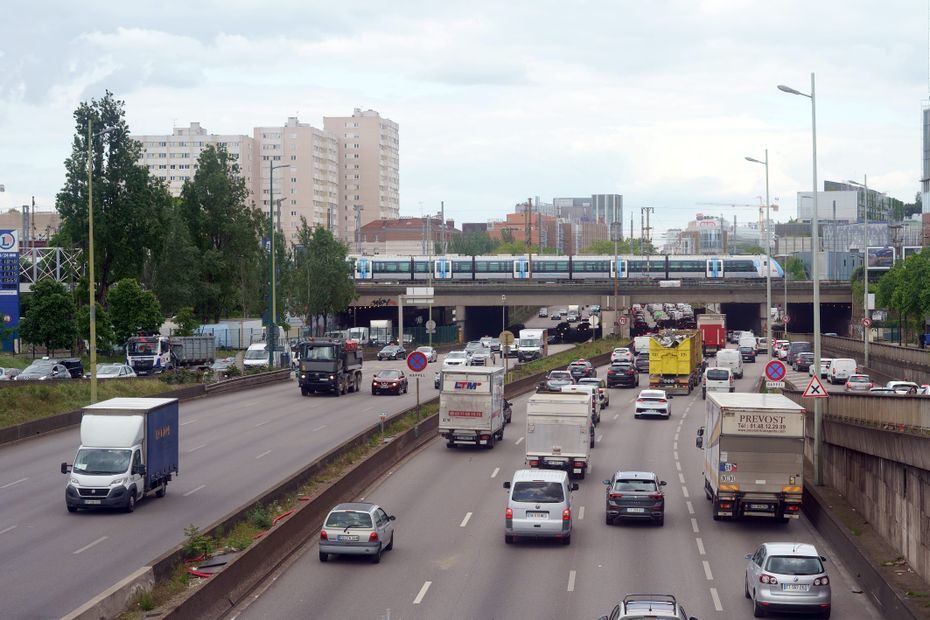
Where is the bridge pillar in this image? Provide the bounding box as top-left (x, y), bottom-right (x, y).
top-left (454, 305), bottom-right (466, 344)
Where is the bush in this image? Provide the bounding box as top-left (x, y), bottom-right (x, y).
top-left (182, 524), bottom-right (215, 558)
top-left (248, 505), bottom-right (273, 530)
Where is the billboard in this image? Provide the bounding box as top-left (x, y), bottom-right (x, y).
top-left (866, 246), bottom-right (895, 270)
top-left (902, 246), bottom-right (923, 260)
top-left (0, 229), bottom-right (19, 352)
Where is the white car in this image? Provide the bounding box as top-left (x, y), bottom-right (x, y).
top-left (611, 347), bottom-right (634, 363)
top-left (745, 542), bottom-right (831, 618)
top-left (95, 363), bottom-right (137, 379)
top-left (885, 380), bottom-right (921, 395)
top-left (634, 389), bottom-right (670, 419)
top-left (442, 351), bottom-right (468, 368)
top-left (415, 346), bottom-right (438, 363)
top-left (810, 358), bottom-right (833, 378)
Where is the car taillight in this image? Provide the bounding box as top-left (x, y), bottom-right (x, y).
top-left (573, 460), bottom-right (586, 468)
top-left (320, 530), bottom-right (328, 540)
top-left (785, 504), bottom-right (800, 512)
top-left (649, 493), bottom-right (663, 500)
top-left (609, 493), bottom-right (623, 499)
top-left (562, 508), bottom-right (571, 521)
top-left (528, 459), bottom-right (539, 466)
top-left (813, 576), bottom-right (830, 586)
top-left (505, 507), bottom-right (513, 520)
top-left (598, 388), bottom-right (604, 394)
top-left (868, 383), bottom-right (873, 388)
top-left (369, 531), bottom-right (379, 542)
top-left (658, 399), bottom-right (667, 404)
top-left (759, 574), bottom-right (779, 585)
top-left (636, 399), bottom-right (644, 404)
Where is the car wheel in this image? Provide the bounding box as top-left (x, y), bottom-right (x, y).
top-left (753, 597), bottom-right (766, 617)
top-left (155, 483), bottom-right (167, 498)
top-left (561, 534), bottom-right (571, 546)
top-left (386, 533), bottom-right (394, 551)
top-left (505, 534), bottom-right (514, 544)
top-left (371, 545), bottom-right (382, 563)
top-left (404, 385), bottom-right (408, 394)
top-left (605, 514), bottom-right (612, 526)
top-left (125, 493), bottom-right (136, 513)
top-left (319, 551), bottom-right (328, 562)
top-left (820, 608), bottom-right (831, 619)
top-left (655, 516), bottom-right (664, 526)
top-left (301, 388), bottom-right (309, 396)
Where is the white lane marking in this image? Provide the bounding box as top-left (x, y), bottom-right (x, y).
top-left (0, 477), bottom-right (28, 490)
top-left (673, 451), bottom-right (679, 461)
top-left (686, 501), bottom-right (694, 515)
top-left (567, 569), bottom-right (576, 592)
top-left (491, 467), bottom-right (500, 479)
top-left (674, 432), bottom-right (679, 441)
top-left (696, 537), bottom-right (706, 555)
top-left (413, 581), bottom-right (432, 605)
top-left (678, 473), bottom-right (686, 484)
top-left (0, 525), bottom-right (16, 535)
top-left (183, 484), bottom-right (206, 497)
top-left (691, 518), bottom-right (699, 533)
top-left (460, 512), bottom-right (472, 527)
top-left (179, 419), bottom-right (198, 426)
top-left (311, 425), bottom-right (327, 432)
top-left (673, 441), bottom-right (678, 450)
top-left (682, 486), bottom-right (690, 498)
top-left (73, 536), bottom-right (108, 555)
top-left (613, 413), bottom-right (619, 420)
top-left (515, 436), bottom-right (524, 445)
top-left (578, 506), bottom-right (585, 520)
top-left (186, 443), bottom-right (207, 453)
top-left (703, 560), bottom-right (713, 580)
top-left (596, 434), bottom-right (603, 443)
top-left (675, 461), bottom-right (682, 472)
top-left (254, 420), bottom-right (271, 427)
top-left (710, 587), bottom-right (723, 611)
top-left (256, 450), bottom-right (272, 460)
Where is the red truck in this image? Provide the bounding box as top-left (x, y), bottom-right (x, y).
top-left (697, 314), bottom-right (726, 357)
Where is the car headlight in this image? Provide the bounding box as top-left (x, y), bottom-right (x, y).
top-left (301, 374), bottom-right (306, 379)
top-left (111, 477), bottom-right (128, 486)
top-left (70, 477), bottom-right (80, 485)
top-left (329, 375), bottom-right (335, 380)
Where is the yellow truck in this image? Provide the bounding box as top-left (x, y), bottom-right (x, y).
top-left (648, 330), bottom-right (704, 395)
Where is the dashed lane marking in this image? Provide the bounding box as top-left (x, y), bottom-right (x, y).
top-left (311, 425), bottom-right (327, 432)
top-left (686, 501), bottom-right (694, 515)
top-left (696, 537), bottom-right (705, 555)
top-left (491, 467), bottom-right (500, 479)
top-left (710, 587), bottom-right (723, 611)
top-left (0, 525), bottom-right (16, 535)
top-left (681, 486), bottom-right (690, 498)
top-left (183, 484), bottom-right (206, 497)
top-left (567, 570), bottom-right (577, 592)
top-left (0, 477), bottom-right (28, 489)
top-left (186, 443), bottom-right (207, 453)
top-left (578, 506), bottom-right (585, 520)
top-left (613, 413), bottom-right (619, 420)
top-left (678, 473), bottom-right (686, 484)
top-left (674, 432), bottom-right (679, 441)
top-left (179, 419), bottom-right (198, 426)
top-left (256, 450), bottom-right (272, 460)
top-left (676, 461), bottom-right (682, 472)
top-left (413, 581), bottom-right (432, 605)
top-left (254, 420), bottom-right (271, 427)
top-left (515, 437), bottom-right (524, 445)
top-left (596, 434), bottom-right (603, 443)
top-left (691, 518), bottom-right (699, 533)
top-left (673, 441), bottom-right (678, 450)
top-left (73, 536), bottom-right (108, 555)
top-left (673, 451), bottom-right (679, 461)
top-left (703, 560), bottom-right (713, 580)
top-left (460, 512), bottom-right (472, 527)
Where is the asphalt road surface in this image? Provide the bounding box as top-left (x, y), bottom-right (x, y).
top-left (231, 354), bottom-right (881, 620)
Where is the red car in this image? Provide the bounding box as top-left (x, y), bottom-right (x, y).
top-left (372, 370), bottom-right (408, 395)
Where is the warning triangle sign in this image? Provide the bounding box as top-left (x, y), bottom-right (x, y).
top-left (803, 374), bottom-right (829, 398)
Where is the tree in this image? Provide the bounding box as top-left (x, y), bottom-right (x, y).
top-left (444, 231), bottom-right (497, 256)
top-left (784, 257), bottom-right (808, 280)
top-left (148, 200), bottom-right (201, 315)
top-left (180, 145), bottom-right (262, 322)
top-left (20, 280), bottom-right (78, 354)
top-left (55, 91), bottom-right (172, 302)
top-left (734, 244), bottom-right (766, 255)
top-left (173, 307), bottom-right (199, 337)
top-left (107, 278), bottom-right (163, 344)
top-left (288, 220), bottom-right (355, 333)
top-left (77, 303), bottom-right (116, 353)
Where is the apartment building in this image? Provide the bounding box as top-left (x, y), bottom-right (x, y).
top-left (323, 109), bottom-right (400, 238)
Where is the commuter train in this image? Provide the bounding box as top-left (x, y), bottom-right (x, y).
top-left (350, 254), bottom-right (783, 281)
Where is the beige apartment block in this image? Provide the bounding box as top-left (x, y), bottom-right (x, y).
top-left (323, 109), bottom-right (399, 243)
top-left (137, 122), bottom-right (254, 196)
top-left (251, 117), bottom-right (340, 243)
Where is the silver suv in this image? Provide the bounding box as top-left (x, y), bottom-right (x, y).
top-left (319, 502), bottom-right (396, 564)
top-left (599, 594), bottom-right (697, 620)
top-left (745, 542), bottom-right (831, 618)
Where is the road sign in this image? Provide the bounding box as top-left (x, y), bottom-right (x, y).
top-left (499, 330), bottom-right (515, 346)
top-left (618, 316), bottom-right (628, 325)
top-left (803, 374), bottom-right (829, 398)
top-left (782, 315), bottom-right (790, 324)
top-left (407, 351), bottom-right (428, 373)
top-left (425, 319), bottom-right (436, 331)
top-left (764, 360), bottom-right (787, 382)
top-left (861, 317), bottom-right (872, 328)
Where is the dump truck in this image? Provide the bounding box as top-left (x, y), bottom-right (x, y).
top-left (439, 367), bottom-right (505, 449)
top-left (695, 392), bottom-right (806, 522)
top-left (648, 330), bottom-right (703, 395)
top-left (297, 338), bottom-right (363, 396)
top-left (697, 313), bottom-right (726, 356)
top-left (126, 335), bottom-right (216, 375)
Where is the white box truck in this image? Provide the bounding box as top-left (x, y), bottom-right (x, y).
top-left (517, 328), bottom-right (548, 362)
top-left (439, 367), bottom-right (506, 449)
top-left (61, 398), bottom-right (180, 513)
top-left (525, 392), bottom-right (594, 479)
top-left (695, 392), bottom-right (805, 522)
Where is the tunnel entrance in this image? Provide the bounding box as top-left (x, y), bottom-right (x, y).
top-left (782, 303), bottom-right (852, 335)
top-left (719, 303), bottom-right (763, 334)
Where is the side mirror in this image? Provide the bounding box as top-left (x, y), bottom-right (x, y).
top-left (659, 481), bottom-right (667, 487)
top-left (602, 479), bottom-right (611, 486)
top-left (571, 483), bottom-right (579, 491)
top-left (820, 555), bottom-right (827, 562)
top-left (389, 515), bottom-right (396, 521)
top-left (61, 462), bottom-right (71, 474)
top-left (502, 481), bottom-right (511, 489)
top-left (745, 553), bottom-right (753, 560)
top-left (695, 436), bottom-right (704, 449)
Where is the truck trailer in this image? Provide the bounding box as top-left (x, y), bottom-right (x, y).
top-left (126, 335), bottom-right (216, 375)
top-left (695, 392), bottom-right (805, 522)
top-left (525, 391), bottom-right (594, 479)
top-left (697, 313), bottom-right (726, 356)
top-left (61, 398), bottom-right (180, 513)
top-left (297, 338), bottom-right (363, 396)
top-left (439, 367), bottom-right (505, 449)
top-left (648, 330), bottom-right (704, 395)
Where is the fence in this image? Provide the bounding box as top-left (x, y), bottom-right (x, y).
top-left (403, 324), bottom-right (458, 345)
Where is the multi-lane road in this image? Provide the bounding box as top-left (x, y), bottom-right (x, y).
top-left (230, 350), bottom-right (881, 620)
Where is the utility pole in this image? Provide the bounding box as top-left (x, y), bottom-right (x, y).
top-left (427, 213), bottom-right (433, 348)
top-left (526, 197), bottom-right (533, 277)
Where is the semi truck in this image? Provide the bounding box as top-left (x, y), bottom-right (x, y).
top-left (697, 313), bottom-right (726, 356)
top-left (648, 330), bottom-right (704, 395)
top-left (297, 338), bottom-right (363, 396)
top-left (439, 367), bottom-right (505, 449)
top-left (517, 328), bottom-right (548, 362)
top-left (695, 392), bottom-right (805, 522)
top-left (525, 391), bottom-right (594, 479)
top-left (126, 334), bottom-right (216, 375)
top-left (61, 398), bottom-right (180, 513)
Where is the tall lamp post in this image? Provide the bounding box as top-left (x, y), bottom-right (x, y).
top-left (501, 294), bottom-right (506, 333)
top-left (87, 120), bottom-right (116, 404)
top-left (267, 161), bottom-right (289, 367)
top-left (847, 177), bottom-right (869, 368)
top-left (779, 73), bottom-right (822, 484)
top-left (746, 151), bottom-right (773, 359)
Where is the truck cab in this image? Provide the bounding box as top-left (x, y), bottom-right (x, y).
top-left (126, 335), bottom-right (172, 375)
top-left (298, 339), bottom-right (363, 396)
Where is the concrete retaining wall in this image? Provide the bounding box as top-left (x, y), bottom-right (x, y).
top-left (792, 334), bottom-right (930, 383)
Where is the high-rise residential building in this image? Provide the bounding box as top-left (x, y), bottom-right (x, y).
top-left (323, 109), bottom-right (400, 242)
top-left (137, 122), bottom-right (255, 196)
top-left (251, 117), bottom-right (339, 242)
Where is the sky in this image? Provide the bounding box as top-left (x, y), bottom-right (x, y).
top-left (0, 0), bottom-right (926, 241)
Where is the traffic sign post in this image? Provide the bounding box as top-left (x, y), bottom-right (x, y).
top-left (405, 351), bottom-right (429, 433)
top-left (618, 316), bottom-right (628, 325)
top-left (861, 317), bottom-right (872, 328)
top-left (425, 319), bottom-right (437, 334)
top-left (764, 359), bottom-right (787, 391)
top-left (803, 375), bottom-right (829, 399)
top-left (499, 330), bottom-right (515, 383)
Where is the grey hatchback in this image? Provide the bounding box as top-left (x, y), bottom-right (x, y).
top-left (319, 502), bottom-right (396, 564)
top-left (745, 542), bottom-right (831, 618)
top-left (603, 471), bottom-right (667, 526)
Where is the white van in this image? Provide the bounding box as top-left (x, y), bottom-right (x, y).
top-left (738, 334), bottom-right (757, 350)
top-left (715, 348), bottom-right (743, 379)
top-left (503, 469), bottom-right (577, 545)
top-left (702, 366), bottom-right (734, 399)
top-left (243, 343), bottom-right (270, 368)
top-left (829, 358), bottom-right (857, 384)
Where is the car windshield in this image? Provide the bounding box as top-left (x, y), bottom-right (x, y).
top-left (614, 479), bottom-right (657, 492)
top-left (127, 339), bottom-right (160, 355)
top-left (579, 379), bottom-right (600, 386)
top-left (73, 448), bottom-right (132, 475)
top-left (549, 372), bottom-right (571, 381)
top-left (210, 360), bottom-right (232, 370)
top-left (378, 370), bottom-right (401, 379)
top-left (706, 369), bottom-right (729, 381)
top-left (381, 346), bottom-right (398, 352)
top-left (739, 347), bottom-right (753, 353)
top-left (766, 555), bottom-right (824, 575)
top-left (447, 352), bottom-right (467, 359)
top-left (301, 345), bottom-right (336, 361)
top-left (22, 361), bottom-right (55, 375)
top-left (519, 338), bottom-right (540, 347)
top-left (244, 348), bottom-right (267, 360)
top-left (325, 511), bottom-right (373, 529)
top-left (416, 347), bottom-right (432, 353)
top-left (511, 481), bottom-right (565, 503)
top-left (848, 376), bottom-right (868, 383)
top-left (96, 365), bottom-right (122, 376)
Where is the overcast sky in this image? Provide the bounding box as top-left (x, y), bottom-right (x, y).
top-left (1, 1), bottom-right (925, 239)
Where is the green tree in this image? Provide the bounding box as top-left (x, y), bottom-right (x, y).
top-left (55, 91), bottom-right (172, 302)
top-left (107, 278), bottom-right (163, 344)
top-left (20, 280), bottom-right (78, 354)
top-left (445, 232), bottom-right (497, 255)
top-left (173, 307), bottom-right (199, 337)
top-left (288, 220), bottom-right (355, 333)
top-left (77, 303), bottom-right (116, 353)
top-left (149, 200), bottom-right (201, 315)
top-left (784, 257), bottom-right (808, 280)
top-left (180, 145), bottom-right (262, 322)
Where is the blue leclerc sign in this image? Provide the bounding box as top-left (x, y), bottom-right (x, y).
top-left (0, 230), bottom-right (20, 352)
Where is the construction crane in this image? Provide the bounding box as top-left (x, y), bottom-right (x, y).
top-left (696, 200), bottom-right (779, 246)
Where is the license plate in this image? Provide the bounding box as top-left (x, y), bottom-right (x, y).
top-left (337, 535), bottom-right (359, 541)
top-left (454, 435), bottom-right (473, 441)
top-left (526, 511), bottom-right (548, 519)
top-left (782, 584), bottom-right (810, 592)
top-left (84, 499), bottom-right (102, 505)
top-left (626, 507), bottom-right (646, 513)
top-left (748, 503), bottom-right (772, 510)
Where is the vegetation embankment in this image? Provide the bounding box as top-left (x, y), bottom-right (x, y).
top-left (508, 336), bottom-right (625, 382)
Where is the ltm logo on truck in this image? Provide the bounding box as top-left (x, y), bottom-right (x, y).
top-left (454, 382), bottom-right (482, 390)
top-left (155, 425), bottom-right (172, 440)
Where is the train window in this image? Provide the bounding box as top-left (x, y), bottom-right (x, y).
top-left (413, 261), bottom-right (430, 273)
top-left (453, 260), bottom-right (473, 272)
top-left (374, 261), bottom-right (411, 273)
top-left (535, 260), bottom-right (570, 271)
top-left (475, 261), bottom-right (510, 273)
top-left (572, 260), bottom-right (608, 272)
top-left (668, 260), bottom-right (703, 272)
top-left (725, 260), bottom-right (755, 272)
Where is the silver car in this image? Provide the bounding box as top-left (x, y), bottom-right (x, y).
top-left (745, 542), bottom-right (831, 618)
top-left (503, 469), bottom-right (577, 545)
top-left (415, 346), bottom-right (438, 363)
top-left (319, 502), bottom-right (396, 564)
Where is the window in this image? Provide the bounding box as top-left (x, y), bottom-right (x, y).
top-left (613, 479), bottom-right (657, 492)
top-left (765, 556), bottom-right (824, 575)
top-left (511, 481), bottom-right (564, 503)
top-left (325, 511), bottom-right (372, 528)
top-left (291, 177), bottom-right (297, 182)
top-left (291, 155), bottom-right (297, 161)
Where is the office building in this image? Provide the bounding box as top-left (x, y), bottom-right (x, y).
top-left (797, 181), bottom-right (903, 223)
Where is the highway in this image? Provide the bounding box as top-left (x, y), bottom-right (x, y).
top-left (231, 349), bottom-right (881, 620)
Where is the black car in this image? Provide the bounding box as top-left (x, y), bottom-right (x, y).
top-left (377, 345), bottom-right (407, 361)
top-left (603, 470), bottom-right (667, 526)
top-left (794, 352), bottom-right (815, 372)
top-left (606, 362), bottom-right (639, 388)
top-left (738, 346), bottom-right (756, 363)
top-left (568, 360), bottom-right (596, 380)
top-left (634, 354), bottom-right (650, 374)
top-left (54, 358), bottom-right (85, 379)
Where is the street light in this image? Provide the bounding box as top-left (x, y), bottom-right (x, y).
top-left (847, 177), bottom-right (870, 368)
top-left (746, 151), bottom-right (773, 359)
top-left (267, 160), bottom-right (289, 366)
top-left (87, 120), bottom-right (116, 404)
top-left (779, 73), bottom-right (822, 485)
top-left (501, 294), bottom-right (507, 334)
